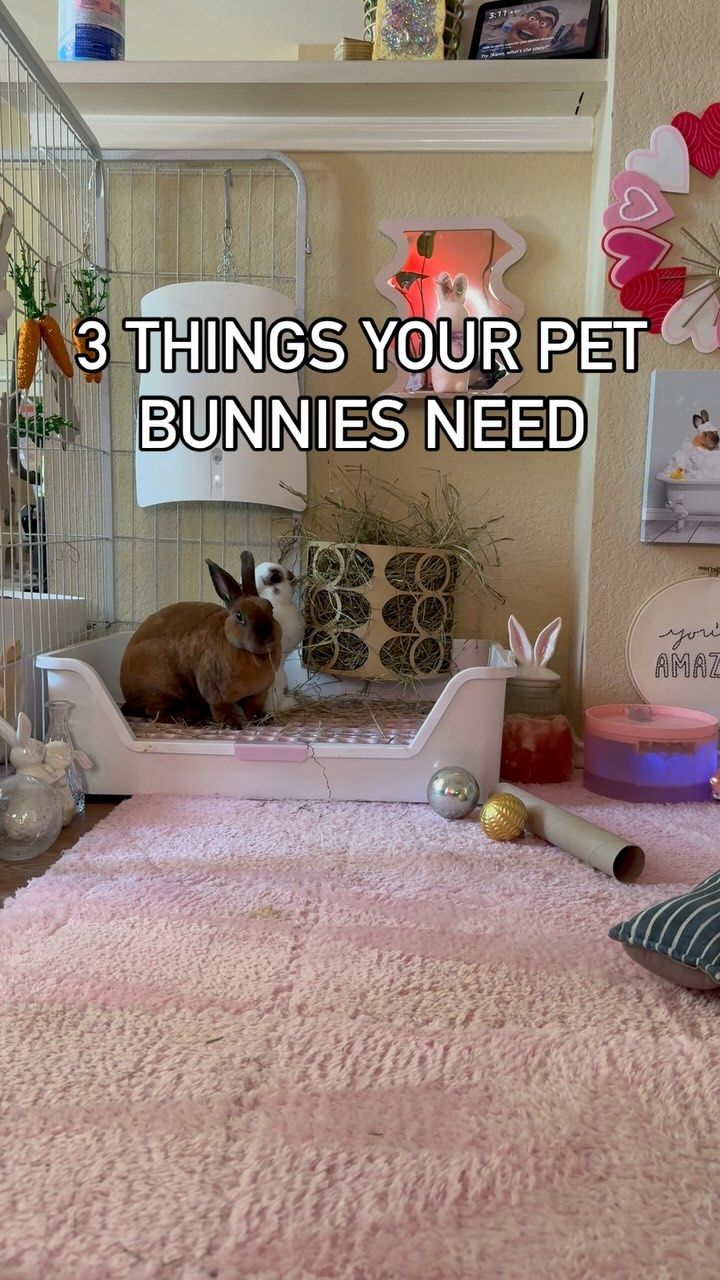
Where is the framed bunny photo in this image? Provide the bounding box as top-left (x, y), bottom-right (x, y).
top-left (642, 370), bottom-right (720, 546)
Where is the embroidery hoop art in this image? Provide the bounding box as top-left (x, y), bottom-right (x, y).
top-left (626, 574), bottom-right (720, 717)
top-left (601, 105), bottom-right (720, 352)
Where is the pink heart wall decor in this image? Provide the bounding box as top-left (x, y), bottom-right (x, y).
top-left (619, 267), bottom-right (687, 333)
top-left (661, 283), bottom-right (720, 353)
top-left (626, 125), bottom-right (690, 194)
top-left (602, 171), bottom-right (674, 233)
top-left (672, 103), bottom-right (720, 178)
top-left (602, 227), bottom-right (671, 289)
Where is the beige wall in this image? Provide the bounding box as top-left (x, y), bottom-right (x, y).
top-left (105, 152), bottom-right (592, 670)
top-left (8, 1), bottom-right (360, 61)
top-left (301, 152), bottom-right (591, 670)
top-left (581, 0), bottom-right (720, 706)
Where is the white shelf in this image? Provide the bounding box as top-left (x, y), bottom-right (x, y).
top-left (49, 58), bottom-right (607, 118)
top-left (45, 59), bottom-right (607, 152)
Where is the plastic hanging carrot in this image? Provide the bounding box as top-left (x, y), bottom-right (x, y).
top-left (8, 246), bottom-right (42, 391)
top-left (66, 267), bottom-right (109, 383)
top-left (9, 244), bottom-right (75, 385)
top-left (39, 313), bottom-right (74, 378)
top-left (38, 272), bottom-right (73, 379)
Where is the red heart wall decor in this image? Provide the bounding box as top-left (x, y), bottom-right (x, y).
top-left (672, 103), bottom-right (720, 178)
top-left (603, 104), bottom-right (720, 351)
top-left (619, 267), bottom-right (687, 334)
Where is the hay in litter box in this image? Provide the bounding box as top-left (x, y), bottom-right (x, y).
top-left (126, 693), bottom-right (434, 748)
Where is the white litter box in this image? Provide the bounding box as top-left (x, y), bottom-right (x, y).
top-left (37, 633), bottom-right (513, 802)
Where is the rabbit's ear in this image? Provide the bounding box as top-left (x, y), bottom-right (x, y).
top-left (0, 715), bottom-right (17, 748)
top-left (693, 414), bottom-right (704, 429)
top-left (508, 616), bottom-right (534, 664)
top-left (73, 750), bottom-right (93, 770)
top-left (240, 551), bottom-right (259, 598)
top-left (534, 618), bottom-right (562, 668)
top-left (206, 559), bottom-right (243, 607)
top-left (701, 409), bottom-right (710, 423)
top-left (435, 272), bottom-right (453, 300)
top-left (453, 274), bottom-right (468, 300)
top-left (16, 712), bottom-right (32, 749)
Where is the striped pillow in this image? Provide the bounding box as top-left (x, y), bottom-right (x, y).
top-left (609, 871), bottom-right (720, 989)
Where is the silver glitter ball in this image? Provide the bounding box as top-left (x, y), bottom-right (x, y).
top-left (427, 767), bottom-right (480, 820)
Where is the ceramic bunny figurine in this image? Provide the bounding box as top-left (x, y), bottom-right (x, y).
top-left (507, 616), bottom-right (562, 685)
top-left (0, 712), bottom-right (92, 826)
top-left (0, 712), bottom-right (46, 772)
top-left (43, 741), bottom-right (93, 826)
top-left (431, 272), bottom-right (470, 396)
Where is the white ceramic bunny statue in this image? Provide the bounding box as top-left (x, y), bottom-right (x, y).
top-left (431, 272), bottom-right (470, 396)
top-left (42, 740), bottom-right (94, 825)
top-left (507, 616), bottom-right (563, 685)
top-left (0, 712), bottom-right (46, 772)
top-left (0, 712), bottom-right (92, 826)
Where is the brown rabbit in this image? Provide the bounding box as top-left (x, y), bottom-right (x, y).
top-left (120, 553), bottom-right (282, 728)
top-left (692, 410), bottom-right (720, 451)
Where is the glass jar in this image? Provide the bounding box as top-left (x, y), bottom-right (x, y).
top-left (44, 700), bottom-right (85, 815)
top-left (505, 677), bottom-right (564, 719)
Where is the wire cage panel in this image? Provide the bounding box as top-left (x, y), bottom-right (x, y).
top-left (106, 154), bottom-right (308, 629)
top-left (0, 2), bottom-right (112, 736)
top-left (0, 0), bottom-right (310, 738)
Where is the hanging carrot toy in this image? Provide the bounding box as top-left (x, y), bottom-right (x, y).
top-left (39, 304), bottom-right (74, 379)
top-left (66, 267), bottom-right (109, 384)
top-left (8, 245), bottom-right (42, 391)
top-left (9, 243), bottom-right (75, 386)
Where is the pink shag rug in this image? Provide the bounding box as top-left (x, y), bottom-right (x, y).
top-left (1, 784), bottom-right (720, 1279)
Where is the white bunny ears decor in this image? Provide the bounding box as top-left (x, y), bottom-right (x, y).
top-left (0, 711), bottom-right (93, 826)
top-left (507, 616), bottom-right (562, 685)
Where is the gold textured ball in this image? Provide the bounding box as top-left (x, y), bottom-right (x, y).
top-left (479, 793), bottom-right (527, 842)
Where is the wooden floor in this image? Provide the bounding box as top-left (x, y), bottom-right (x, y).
top-left (0, 800), bottom-right (117, 904)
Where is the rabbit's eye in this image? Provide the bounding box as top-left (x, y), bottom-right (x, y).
top-left (234, 612), bottom-right (244, 624)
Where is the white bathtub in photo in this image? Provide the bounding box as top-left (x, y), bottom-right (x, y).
top-left (661, 476), bottom-right (720, 520)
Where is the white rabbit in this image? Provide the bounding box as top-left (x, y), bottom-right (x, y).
top-left (0, 712), bottom-right (93, 826)
top-left (255, 562), bottom-right (306, 714)
top-left (431, 272), bottom-right (470, 397)
top-left (507, 615), bottom-right (562, 684)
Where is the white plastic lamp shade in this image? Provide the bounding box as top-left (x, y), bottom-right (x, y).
top-left (135, 281), bottom-right (306, 511)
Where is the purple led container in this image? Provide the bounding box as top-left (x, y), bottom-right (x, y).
top-left (584, 704), bottom-right (719, 803)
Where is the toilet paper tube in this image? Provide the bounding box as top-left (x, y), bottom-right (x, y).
top-left (494, 783), bottom-right (645, 883)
